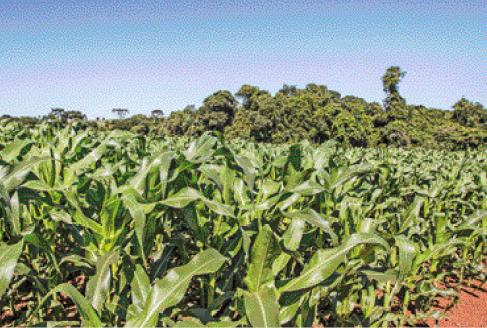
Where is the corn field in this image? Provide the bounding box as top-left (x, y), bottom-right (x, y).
top-left (1, 120), bottom-right (487, 327)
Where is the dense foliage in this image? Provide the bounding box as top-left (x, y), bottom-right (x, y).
top-left (1, 121), bottom-right (487, 327)
top-left (157, 67), bottom-right (487, 150)
top-left (5, 67), bottom-right (487, 150)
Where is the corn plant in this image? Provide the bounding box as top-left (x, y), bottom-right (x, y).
top-left (1, 121), bottom-right (487, 327)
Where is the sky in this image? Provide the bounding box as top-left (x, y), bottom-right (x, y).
top-left (0, 0), bottom-right (486, 119)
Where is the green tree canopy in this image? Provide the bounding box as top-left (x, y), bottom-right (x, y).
top-left (452, 97), bottom-right (487, 128)
top-left (151, 109), bottom-right (164, 119)
top-left (382, 66), bottom-right (406, 112)
top-left (112, 108), bottom-right (129, 119)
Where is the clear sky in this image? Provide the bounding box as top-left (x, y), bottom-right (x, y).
top-left (1, 0), bottom-right (486, 119)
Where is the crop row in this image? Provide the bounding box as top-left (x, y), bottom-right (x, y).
top-left (1, 121), bottom-right (487, 327)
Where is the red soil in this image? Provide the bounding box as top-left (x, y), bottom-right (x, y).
top-left (3, 266), bottom-right (487, 327)
top-left (425, 277), bottom-right (487, 327)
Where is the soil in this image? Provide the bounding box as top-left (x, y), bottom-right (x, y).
top-left (0, 273), bottom-right (85, 327)
top-left (3, 265), bottom-right (487, 327)
top-left (424, 277), bottom-right (487, 327)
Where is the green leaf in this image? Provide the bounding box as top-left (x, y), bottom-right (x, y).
top-left (234, 180), bottom-right (250, 206)
top-left (279, 233), bottom-right (389, 293)
top-left (456, 210), bottom-right (487, 231)
top-left (188, 308), bottom-right (214, 324)
top-left (9, 191), bottom-right (21, 235)
top-left (0, 180), bottom-right (10, 205)
top-left (207, 319), bottom-right (241, 328)
top-left (50, 208), bottom-right (73, 224)
top-left (150, 244), bottom-right (175, 281)
top-left (22, 180), bottom-right (64, 191)
top-left (184, 134), bottom-right (217, 161)
top-left (129, 151), bottom-right (176, 196)
top-left (0, 239), bottom-right (24, 299)
top-left (242, 283), bottom-right (280, 328)
top-left (119, 187), bottom-right (148, 264)
top-left (131, 264), bottom-right (151, 312)
top-left (173, 319), bottom-right (205, 328)
top-left (64, 189), bottom-right (104, 236)
top-left (208, 291), bottom-right (236, 312)
top-left (360, 268), bottom-right (397, 284)
top-left (287, 180), bottom-right (325, 196)
top-left (279, 296), bottom-right (302, 325)
top-left (245, 225), bottom-right (281, 293)
top-left (233, 154), bottom-right (257, 193)
top-left (199, 164), bottom-right (223, 191)
top-left (202, 199), bottom-right (235, 218)
top-left (85, 250), bottom-right (119, 312)
top-left (69, 131), bottom-right (131, 174)
top-left (399, 197), bottom-right (423, 233)
top-left (221, 163), bottom-right (236, 204)
top-left (161, 187), bottom-right (235, 217)
top-left (59, 255), bottom-right (94, 269)
top-left (24, 233), bottom-right (61, 274)
top-left (260, 180), bottom-right (282, 199)
top-left (126, 248), bottom-right (227, 328)
top-left (284, 209), bottom-right (338, 245)
top-left (394, 235), bottom-right (417, 280)
top-left (272, 252), bottom-right (291, 276)
top-left (0, 139), bottom-right (33, 163)
top-left (329, 164), bottom-right (376, 190)
top-left (277, 193), bottom-right (300, 211)
top-left (3, 156), bottom-right (51, 191)
top-left (415, 238), bottom-right (466, 266)
top-left (160, 187), bottom-right (203, 208)
top-left (283, 219), bottom-right (305, 252)
top-left (29, 283), bottom-right (103, 327)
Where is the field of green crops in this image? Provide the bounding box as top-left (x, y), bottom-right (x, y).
top-left (1, 119), bottom-right (487, 327)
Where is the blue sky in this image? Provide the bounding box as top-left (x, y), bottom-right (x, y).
top-left (1, 0), bottom-right (486, 119)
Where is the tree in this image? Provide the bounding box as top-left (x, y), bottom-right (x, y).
top-left (48, 108), bottom-right (69, 124)
top-left (131, 114), bottom-right (148, 122)
top-left (65, 110), bottom-right (87, 121)
top-left (278, 84), bottom-right (298, 97)
top-left (382, 66), bottom-right (406, 112)
top-left (203, 91), bottom-right (237, 112)
top-left (50, 108), bottom-right (65, 119)
top-left (235, 85), bottom-right (270, 111)
top-left (183, 105), bottom-right (196, 113)
top-left (200, 91), bottom-right (238, 132)
top-left (112, 108), bottom-right (129, 119)
top-left (452, 97), bottom-right (487, 128)
top-left (151, 109), bottom-right (164, 119)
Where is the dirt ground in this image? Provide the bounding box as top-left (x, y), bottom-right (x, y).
top-left (2, 271), bottom-right (487, 327)
top-left (425, 277), bottom-right (487, 327)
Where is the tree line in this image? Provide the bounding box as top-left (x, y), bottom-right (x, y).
top-left (2, 66), bottom-right (487, 150)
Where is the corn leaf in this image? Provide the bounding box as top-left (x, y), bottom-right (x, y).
top-left (0, 239), bottom-right (24, 299)
top-left (125, 248), bottom-right (227, 328)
